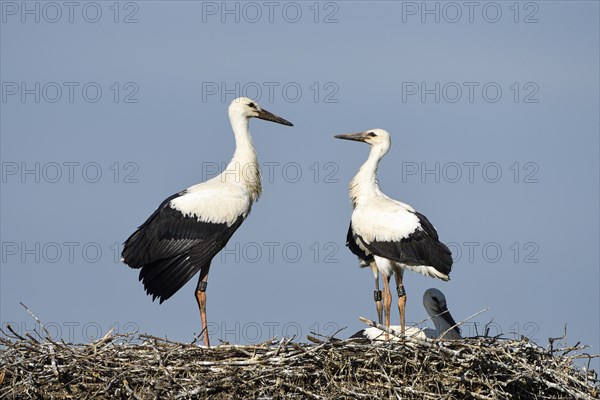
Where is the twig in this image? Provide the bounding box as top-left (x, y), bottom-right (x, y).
top-left (439, 307), bottom-right (490, 339)
top-left (19, 302), bottom-right (54, 341)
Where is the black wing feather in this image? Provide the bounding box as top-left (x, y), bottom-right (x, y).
top-left (415, 211), bottom-right (439, 240)
top-left (361, 211), bottom-right (452, 276)
top-left (122, 193), bottom-right (245, 303)
top-left (346, 223), bottom-right (374, 265)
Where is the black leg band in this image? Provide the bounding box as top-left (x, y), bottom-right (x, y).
top-left (397, 286), bottom-right (406, 297)
top-left (374, 290), bottom-right (382, 301)
top-left (197, 281), bottom-right (208, 292)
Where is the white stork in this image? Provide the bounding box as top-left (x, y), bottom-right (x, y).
top-left (352, 288), bottom-right (461, 341)
top-left (122, 97), bottom-right (293, 347)
top-left (335, 129), bottom-right (453, 338)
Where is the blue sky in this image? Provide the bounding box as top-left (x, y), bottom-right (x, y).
top-left (1, 1), bottom-right (598, 370)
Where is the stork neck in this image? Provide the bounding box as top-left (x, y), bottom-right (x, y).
top-left (433, 314), bottom-right (453, 334)
top-left (224, 116), bottom-right (262, 201)
top-left (349, 145), bottom-right (384, 207)
top-left (228, 117), bottom-right (256, 162)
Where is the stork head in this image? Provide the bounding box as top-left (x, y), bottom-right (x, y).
top-left (334, 128), bottom-right (391, 156)
top-left (228, 97), bottom-right (293, 126)
top-left (423, 288), bottom-right (460, 335)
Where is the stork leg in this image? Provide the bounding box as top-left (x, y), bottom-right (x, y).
top-left (195, 266), bottom-right (211, 347)
top-left (382, 273), bottom-right (392, 340)
top-left (394, 270), bottom-right (406, 336)
top-left (370, 261), bottom-right (383, 325)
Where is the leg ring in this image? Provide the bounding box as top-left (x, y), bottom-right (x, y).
top-left (397, 286), bottom-right (406, 297)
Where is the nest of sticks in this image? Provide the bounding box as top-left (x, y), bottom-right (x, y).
top-left (1, 316), bottom-right (598, 400)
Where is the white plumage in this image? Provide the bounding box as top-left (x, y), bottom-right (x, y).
top-left (170, 184), bottom-right (252, 226)
top-left (351, 199), bottom-right (421, 243)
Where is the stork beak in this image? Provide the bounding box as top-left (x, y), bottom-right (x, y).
top-left (334, 132), bottom-right (369, 142)
top-left (256, 108), bottom-right (294, 126)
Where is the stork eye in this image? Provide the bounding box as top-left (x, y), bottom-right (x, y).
top-left (248, 102), bottom-right (257, 108)
top-left (367, 132), bottom-right (377, 137)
